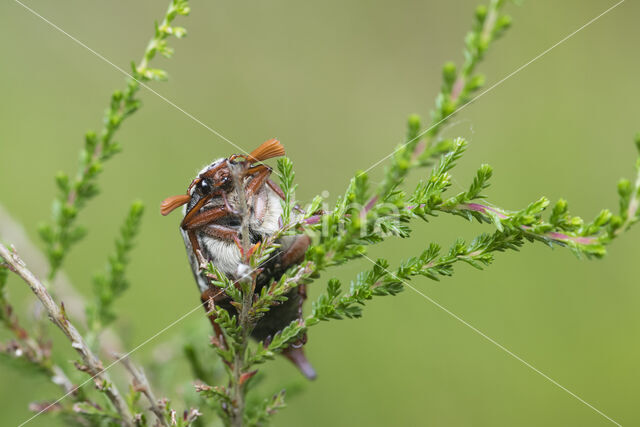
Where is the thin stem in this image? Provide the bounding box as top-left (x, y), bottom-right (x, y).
top-left (0, 243), bottom-right (133, 426)
top-left (0, 307), bottom-right (76, 396)
top-left (0, 202), bottom-right (126, 354)
top-left (229, 163), bottom-right (254, 427)
top-left (616, 170), bottom-right (640, 236)
top-left (119, 355), bottom-right (169, 427)
top-left (42, 0), bottom-right (190, 281)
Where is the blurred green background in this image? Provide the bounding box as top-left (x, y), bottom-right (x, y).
top-left (1, 0), bottom-right (639, 425)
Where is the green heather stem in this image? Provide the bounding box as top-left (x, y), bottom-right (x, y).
top-left (86, 201), bottom-right (144, 349)
top-left (377, 0), bottom-right (512, 199)
top-left (230, 163), bottom-right (254, 427)
top-left (38, 0), bottom-right (190, 281)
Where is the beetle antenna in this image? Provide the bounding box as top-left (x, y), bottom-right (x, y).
top-left (161, 194), bottom-right (190, 216)
top-left (247, 138), bottom-right (285, 163)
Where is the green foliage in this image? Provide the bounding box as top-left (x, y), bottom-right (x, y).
top-left (156, 399), bottom-right (201, 427)
top-left (196, 383), bottom-right (233, 424)
top-left (1, 264), bottom-right (66, 389)
top-left (0, 1), bottom-right (190, 425)
top-left (432, 0), bottom-right (512, 131)
top-left (3, 1), bottom-right (639, 427)
top-left (0, 264), bottom-right (7, 298)
top-left (378, 0), bottom-right (513, 198)
top-left (137, 0), bottom-right (191, 80)
top-left (38, 0), bottom-right (190, 281)
top-left (184, 343), bottom-right (216, 385)
top-left (276, 157), bottom-right (296, 225)
top-left (608, 133), bottom-right (640, 236)
top-left (194, 4), bottom-right (639, 422)
top-left (308, 266), bottom-right (402, 324)
top-left (0, 261), bottom-right (22, 333)
top-left (206, 263), bottom-right (243, 302)
top-left (250, 271), bottom-right (303, 321)
top-left (243, 390), bottom-right (286, 427)
top-left (86, 201), bottom-right (144, 338)
top-left (72, 401), bottom-right (121, 424)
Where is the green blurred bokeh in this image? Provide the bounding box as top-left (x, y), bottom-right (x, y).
top-left (1, 0), bottom-right (639, 425)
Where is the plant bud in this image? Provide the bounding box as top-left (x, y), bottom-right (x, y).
top-left (475, 5), bottom-right (488, 23)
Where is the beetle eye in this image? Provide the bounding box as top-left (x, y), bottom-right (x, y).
top-left (197, 179), bottom-right (211, 193)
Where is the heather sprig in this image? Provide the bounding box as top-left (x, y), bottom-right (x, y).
top-left (276, 157), bottom-right (296, 225)
top-left (214, 128), bottom-right (640, 421)
top-left (38, 0), bottom-right (190, 281)
top-left (1, 1), bottom-right (190, 425)
top-left (378, 0), bottom-right (513, 198)
top-left (264, 132), bottom-right (640, 353)
top-left (243, 390), bottom-right (286, 426)
top-left (86, 201), bottom-right (144, 343)
top-left (429, 0), bottom-right (513, 137)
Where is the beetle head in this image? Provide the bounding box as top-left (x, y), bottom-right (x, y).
top-left (160, 139), bottom-right (285, 216)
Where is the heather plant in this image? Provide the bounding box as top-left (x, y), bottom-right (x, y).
top-left (0, 0), bottom-right (638, 426)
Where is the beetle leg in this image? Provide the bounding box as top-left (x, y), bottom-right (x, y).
top-left (199, 224), bottom-right (240, 242)
top-left (201, 286), bottom-right (228, 311)
top-left (183, 205), bottom-right (240, 264)
top-left (181, 194), bottom-right (214, 227)
top-left (266, 178), bottom-right (286, 201)
top-left (287, 237), bottom-right (313, 380)
top-left (220, 191), bottom-right (240, 216)
top-left (186, 229), bottom-right (208, 268)
top-left (246, 163), bottom-right (286, 201)
top-left (228, 154), bottom-right (246, 163)
top-left (182, 206), bottom-right (236, 230)
top-left (279, 235), bottom-right (311, 270)
top-left (245, 165), bottom-right (272, 197)
top-left (246, 165), bottom-right (287, 202)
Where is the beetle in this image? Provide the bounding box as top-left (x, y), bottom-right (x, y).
top-left (160, 139), bottom-right (315, 379)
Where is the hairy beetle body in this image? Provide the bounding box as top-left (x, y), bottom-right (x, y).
top-left (161, 140), bottom-right (315, 379)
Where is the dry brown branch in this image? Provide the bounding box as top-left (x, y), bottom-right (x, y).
top-left (0, 204), bottom-right (125, 353)
top-left (0, 242), bottom-right (133, 426)
top-left (118, 355), bottom-right (168, 427)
